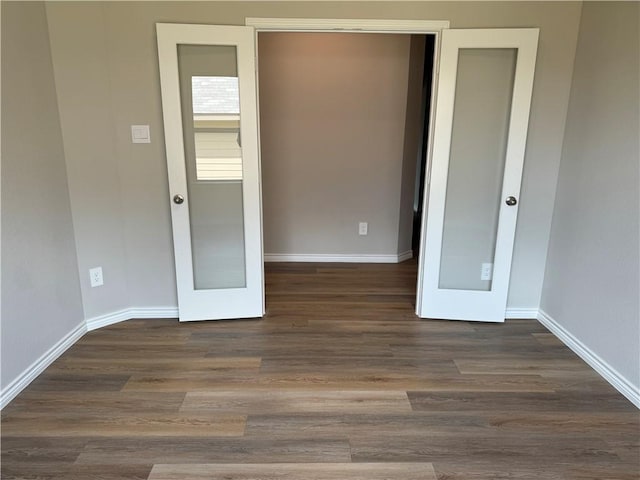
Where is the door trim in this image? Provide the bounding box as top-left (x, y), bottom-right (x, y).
top-left (245, 18), bottom-right (450, 32)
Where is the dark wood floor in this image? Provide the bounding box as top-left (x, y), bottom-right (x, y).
top-left (2, 262), bottom-right (638, 479)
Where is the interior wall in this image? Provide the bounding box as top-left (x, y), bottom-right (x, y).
top-left (1, 2), bottom-right (84, 390)
top-left (45, 2), bottom-right (132, 320)
top-left (259, 32), bottom-right (412, 257)
top-left (43, 1), bottom-right (582, 317)
top-left (541, 2), bottom-right (639, 395)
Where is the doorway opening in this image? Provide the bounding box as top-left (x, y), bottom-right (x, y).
top-left (256, 31), bottom-right (437, 312)
top-left (412, 35), bottom-right (436, 255)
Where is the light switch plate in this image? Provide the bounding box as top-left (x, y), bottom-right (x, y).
top-left (131, 125), bottom-right (150, 144)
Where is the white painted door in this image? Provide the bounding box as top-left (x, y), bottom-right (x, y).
top-left (417, 29), bottom-right (539, 322)
top-left (157, 24), bottom-right (263, 321)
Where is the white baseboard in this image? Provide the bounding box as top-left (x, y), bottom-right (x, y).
top-left (505, 307), bottom-right (539, 319)
top-left (86, 306), bottom-right (178, 331)
top-left (264, 251), bottom-right (414, 264)
top-left (0, 320), bottom-right (87, 409)
top-left (129, 306), bottom-right (179, 319)
top-left (397, 250), bottom-right (414, 262)
top-left (538, 309), bottom-right (640, 409)
top-left (86, 308), bottom-right (132, 331)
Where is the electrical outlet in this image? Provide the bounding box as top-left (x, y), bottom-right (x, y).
top-left (131, 125), bottom-right (150, 144)
top-left (480, 263), bottom-right (493, 281)
top-left (358, 222), bottom-right (368, 236)
top-left (89, 267), bottom-right (104, 287)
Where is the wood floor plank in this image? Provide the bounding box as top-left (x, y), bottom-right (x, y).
top-left (75, 437), bottom-right (351, 465)
top-left (407, 390), bottom-right (636, 413)
top-left (258, 356), bottom-right (458, 375)
top-left (148, 462), bottom-right (438, 480)
top-left (1, 391), bottom-right (185, 417)
top-left (532, 332), bottom-right (567, 346)
top-left (78, 329), bottom-right (191, 346)
top-left (269, 355), bottom-right (459, 372)
top-left (201, 340), bottom-right (396, 358)
top-left (122, 371), bottom-right (557, 393)
top-left (25, 373), bottom-right (131, 392)
top-left (1, 413), bottom-right (246, 437)
top-left (0, 462), bottom-right (152, 480)
top-left (487, 411), bottom-right (640, 435)
top-left (603, 436), bottom-right (640, 462)
top-left (0, 436), bottom-right (87, 463)
top-left (306, 318), bottom-right (477, 333)
top-left (244, 413), bottom-right (489, 438)
top-left (432, 461), bottom-right (640, 480)
top-left (453, 358), bottom-right (593, 376)
top-left (48, 357), bottom-right (262, 375)
top-left (180, 390), bottom-right (413, 414)
top-left (562, 465), bottom-right (640, 480)
top-left (267, 293), bottom-right (415, 307)
top-left (57, 344), bottom-right (209, 360)
top-left (430, 463), bottom-right (566, 480)
top-left (349, 432), bottom-right (620, 465)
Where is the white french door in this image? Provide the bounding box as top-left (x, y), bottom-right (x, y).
top-left (157, 24), bottom-right (264, 321)
top-left (417, 28), bottom-right (539, 322)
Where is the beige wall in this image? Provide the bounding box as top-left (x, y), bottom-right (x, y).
top-left (45, 3), bottom-right (132, 319)
top-left (259, 32), bottom-right (412, 256)
top-left (1, 2), bottom-right (84, 390)
top-left (541, 2), bottom-right (639, 395)
top-left (44, 1), bottom-right (582, 317)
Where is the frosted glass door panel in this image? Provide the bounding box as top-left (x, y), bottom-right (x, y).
top-left (178, 44), bottom-right (246, 289)
top-left (438, 48), bottom-right (516, 291)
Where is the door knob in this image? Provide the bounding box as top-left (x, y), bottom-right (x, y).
top-left (173, 194), bottom-right (185, 205)
top-left (505, 196), bottom-right (517, 206)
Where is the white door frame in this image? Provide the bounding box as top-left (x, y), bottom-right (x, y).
top-left (245, 17), bottom-right (449, 317)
